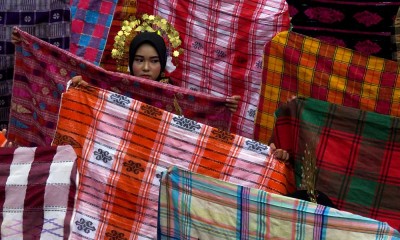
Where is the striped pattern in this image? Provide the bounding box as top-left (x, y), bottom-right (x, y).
top-left (255, 31), bottom-right (400, 143)
top-left (53, 86), bottom-right (295, 239)
top-left (70, 0), bottom-right (118, 65)
top-left (158, 166), bottom-right (400, 240)
top-left (9, 28), bottom-right (230, 147)
top-left (137, 0), bottom-right (290, 138)
top-left (273, 97), bottom-right (400, 230)
top-left (0, 145), bottom-right (77, 239)
top-left (394, 7), bottom-right (400, 61)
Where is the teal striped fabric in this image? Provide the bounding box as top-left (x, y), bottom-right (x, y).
top-left (158, 166), bottom-right (400, 240)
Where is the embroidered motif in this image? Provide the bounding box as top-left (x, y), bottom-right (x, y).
top-left (105, 230), bottom-right (127, 240)
top-left (244, 140), bottom-right (269, 154)
top-left (75, 218), bottom-right (96, 233)
top-left (172, 116), bottom-right (201, 132)
top-left (52, 133), bottom-right (82, 148)
top-left (353, 11), bottom-right (382, 27)
top-left (248, 109), bottom-right (256, 118)
top-left (123, 160), bottom-right (145, 174)
top-left (192, 41), bottom-right (203, 50)
top-left (110, 93), bottom-right (131, 107)
top-left (216, 49), bottom-right (226, 58)
top-left (211, 129), bottom-right (234, 143)
top-left (94, 149), bottom-right (113, 163)
top-left (141, 104), bottom-right (162, 118)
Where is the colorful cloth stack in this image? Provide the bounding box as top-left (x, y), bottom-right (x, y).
top-left (158, 166), bottom-right (400, 239)
top-left (0, 145), bottom-right (77, 239)
top-left (53, 86), bottom-right (295, 239)
top-left (272, 97), bottom-right (400, 230)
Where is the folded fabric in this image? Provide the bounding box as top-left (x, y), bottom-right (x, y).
top-left (136, 0), bottom-right (291, 139)
top-left (158, 166), bottom-right (400, 240)
top-left (0, 145), bottom-right (77, 239)
top-left (10, 28), bottom-right (231, 146)
top-left (70, 0), bottom-right (118, 65)
top-left (53, 86), bottom-right (295, 239)
top-left (272, 97), bottom-right (400, 230)
top-left (255, 31), bottom-right (400, 143)
top-left (0, 0), bottom-right (70, 130)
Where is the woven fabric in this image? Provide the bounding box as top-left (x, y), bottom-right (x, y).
top-left (70, 0), bottom-right (118, 65)
top-left (10, 28), bottom-right (231, 147)
top-left (0, 0), bottom-right (70, 130)
top-left (158, 166), bottom-right (400, 240)
top-left (100, 0), bottom-right (137, 72)
top-left (394, 7), bottom-right (400, 61)
top-left (53, 86), bottom-right (295, 239)
top-left (287, 0), bottom-right (400, 60)
top-left (272, 97), bottom-right (400, 230)
top-left (0, 145), bottom-right (77, 239)
top-left (255, 31), bottom-right (400, 143)
top-left (136, 0), bottom-right (290, 139)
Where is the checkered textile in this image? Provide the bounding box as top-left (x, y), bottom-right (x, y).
top-left (394, 7), bottom-right (400, 61)
top-left (10, 28), bottom-right (231, 147)
top-left (158, 166), bottom-right (400, 240)
top-left (70, 0), bottom-right (118, 65)
top-left (287, 0), bottom-right (400, 60)
top-left (0, 0), bottom-right (70, 130)
top-left (100, 0), bottom-right (137, 72)
top-left (0, 145), bottom-right (77, 239)
top-left (272, 97), bottom-right (400, 230)
top-left (255, 31), bottom-right (400, 143)
top-left (136, 0), bottom-right (290, 139)
top-left (53, 86), bottom-right (295, 239)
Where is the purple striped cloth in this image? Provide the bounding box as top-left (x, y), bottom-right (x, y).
top-left (0, 145), bottom-right (77, 239)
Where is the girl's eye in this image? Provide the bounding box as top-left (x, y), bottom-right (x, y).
top-left (151, 59), bottom-right (160, 63)
top-left (134, 58), bottom-right (144, 62)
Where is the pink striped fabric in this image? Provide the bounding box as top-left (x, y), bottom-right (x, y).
top-left (0, 145), bottom-right (77, 239)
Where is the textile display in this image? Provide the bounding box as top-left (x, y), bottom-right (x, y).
top-left (158, 166), bottom-right (400, 240)
top-left (53, 86), bottom-right (295, 239)
top-left (0, 0), bottom-right (70, 129)
top-left (10, 28), bottom-right (231, 147)
top-left (395, 7), bottom-right (400, 61)
top-left (272, 97), bottom-right (400, 230)
top-left (70, 0), bottom-right (118, 65)
top-left (100, 0), bottom-right (137, 72)
top-left (136, 0), bottom-right (291, 139)
top-left (255, 31), bottom-right (400, 143)
top-left (0, 145), bottom-right (77, 239)
top-left (287, 0), bottom-right (400, 60)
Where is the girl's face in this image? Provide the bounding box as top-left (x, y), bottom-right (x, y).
top-left (131, 43), bottom-right (161, 81)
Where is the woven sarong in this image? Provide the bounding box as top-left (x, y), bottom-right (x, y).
top-left (255, 31), bottom-right (400, 143)
top-left (272, 97), bottom-right (400, 230)
top-left (0, 145), bottom-right (77, 239)
top-left (0, 0), bottom-right (70, 129)
top-left (287, 0), bottom-right (400, 60)
top-left (10, 28), bottom-right (230, 147)
top-left (158, 166), bottom-right (400, 239)
top-left (53, 86), bottom-right (295, 239)
top-left (70, 0), bottom-right (118, 65)
top-left (136, 0), bottom-right (290, 139)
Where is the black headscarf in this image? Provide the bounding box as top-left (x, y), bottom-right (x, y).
top-left (128, 32), bottom-right (167, 78)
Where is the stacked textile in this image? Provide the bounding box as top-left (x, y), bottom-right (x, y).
top-left (0, 145), bottom-right (77, 239)
top-left (255, 31), bottom-right (400, 143)
top-left (136, 0), bottom-right (291, 138)
top-left (10, 28), bottom-right (230, 146)
top-left (53, 86), bottom-right (295, 239)
top-left (272, 97), bottom-right (400, 230)
top-left (158, 166), bottom-right (400, 239)
top-left (0, 0), bottom-right (70, 129)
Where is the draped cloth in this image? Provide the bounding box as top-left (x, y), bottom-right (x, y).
top-left (0, 0), bottom-right (70, 129)
top-left (255, 31), bottom-right (400, 143)
top-left (0, 145), bottom-right (77, 239)
top-left (395, 7), bottom-right (400, 61)
top-left (136, 0), bottom-right (291, 138)
top-left (158, 166), bottom-right (400, 240)
top-left (272, 97), bottom-right (400, 230)
top-left (69, 0), bottom-right (118, 65)
top-left (10, 28), bottom-right (230, 147)
top-left (53, 86), bottom-right (295, 239)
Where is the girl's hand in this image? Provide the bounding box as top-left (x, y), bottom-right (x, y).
top-left (225, 95), bottom-right (241, 112)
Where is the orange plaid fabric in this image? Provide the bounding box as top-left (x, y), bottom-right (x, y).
top-left (255, 31), bottom-right (400, 143)
top-left (54, 86), bottom-right (295, 239)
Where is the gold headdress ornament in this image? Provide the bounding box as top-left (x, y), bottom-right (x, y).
top-left (111, 14), bottom-right (184, 73)
top-left (300, 140), bottom-right (318, 203)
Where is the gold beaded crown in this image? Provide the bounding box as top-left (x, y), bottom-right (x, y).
top-left (111, 14), bottom-right (184, 73)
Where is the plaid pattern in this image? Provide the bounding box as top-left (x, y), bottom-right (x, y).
top-left (10, 28), bottom-right (231, 147)
top-left (100, 0), bottom-right (137, 72)
top-left (0, 145), bottom-right (77, 239)
top-left (53, 86), bottom-right (295, 239)
top-left (158, 166), bottom-right (400, 239)
top-left (70, 0), bottom-right (118, 65)
top-left (255, 31), bottom-right (400, 143)
top-left (0, 0), bottom-right (70, 130)
top-left (272, 97), bottom-right (400, 230)
top-left (137, 0), bottom-right (290, 138)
